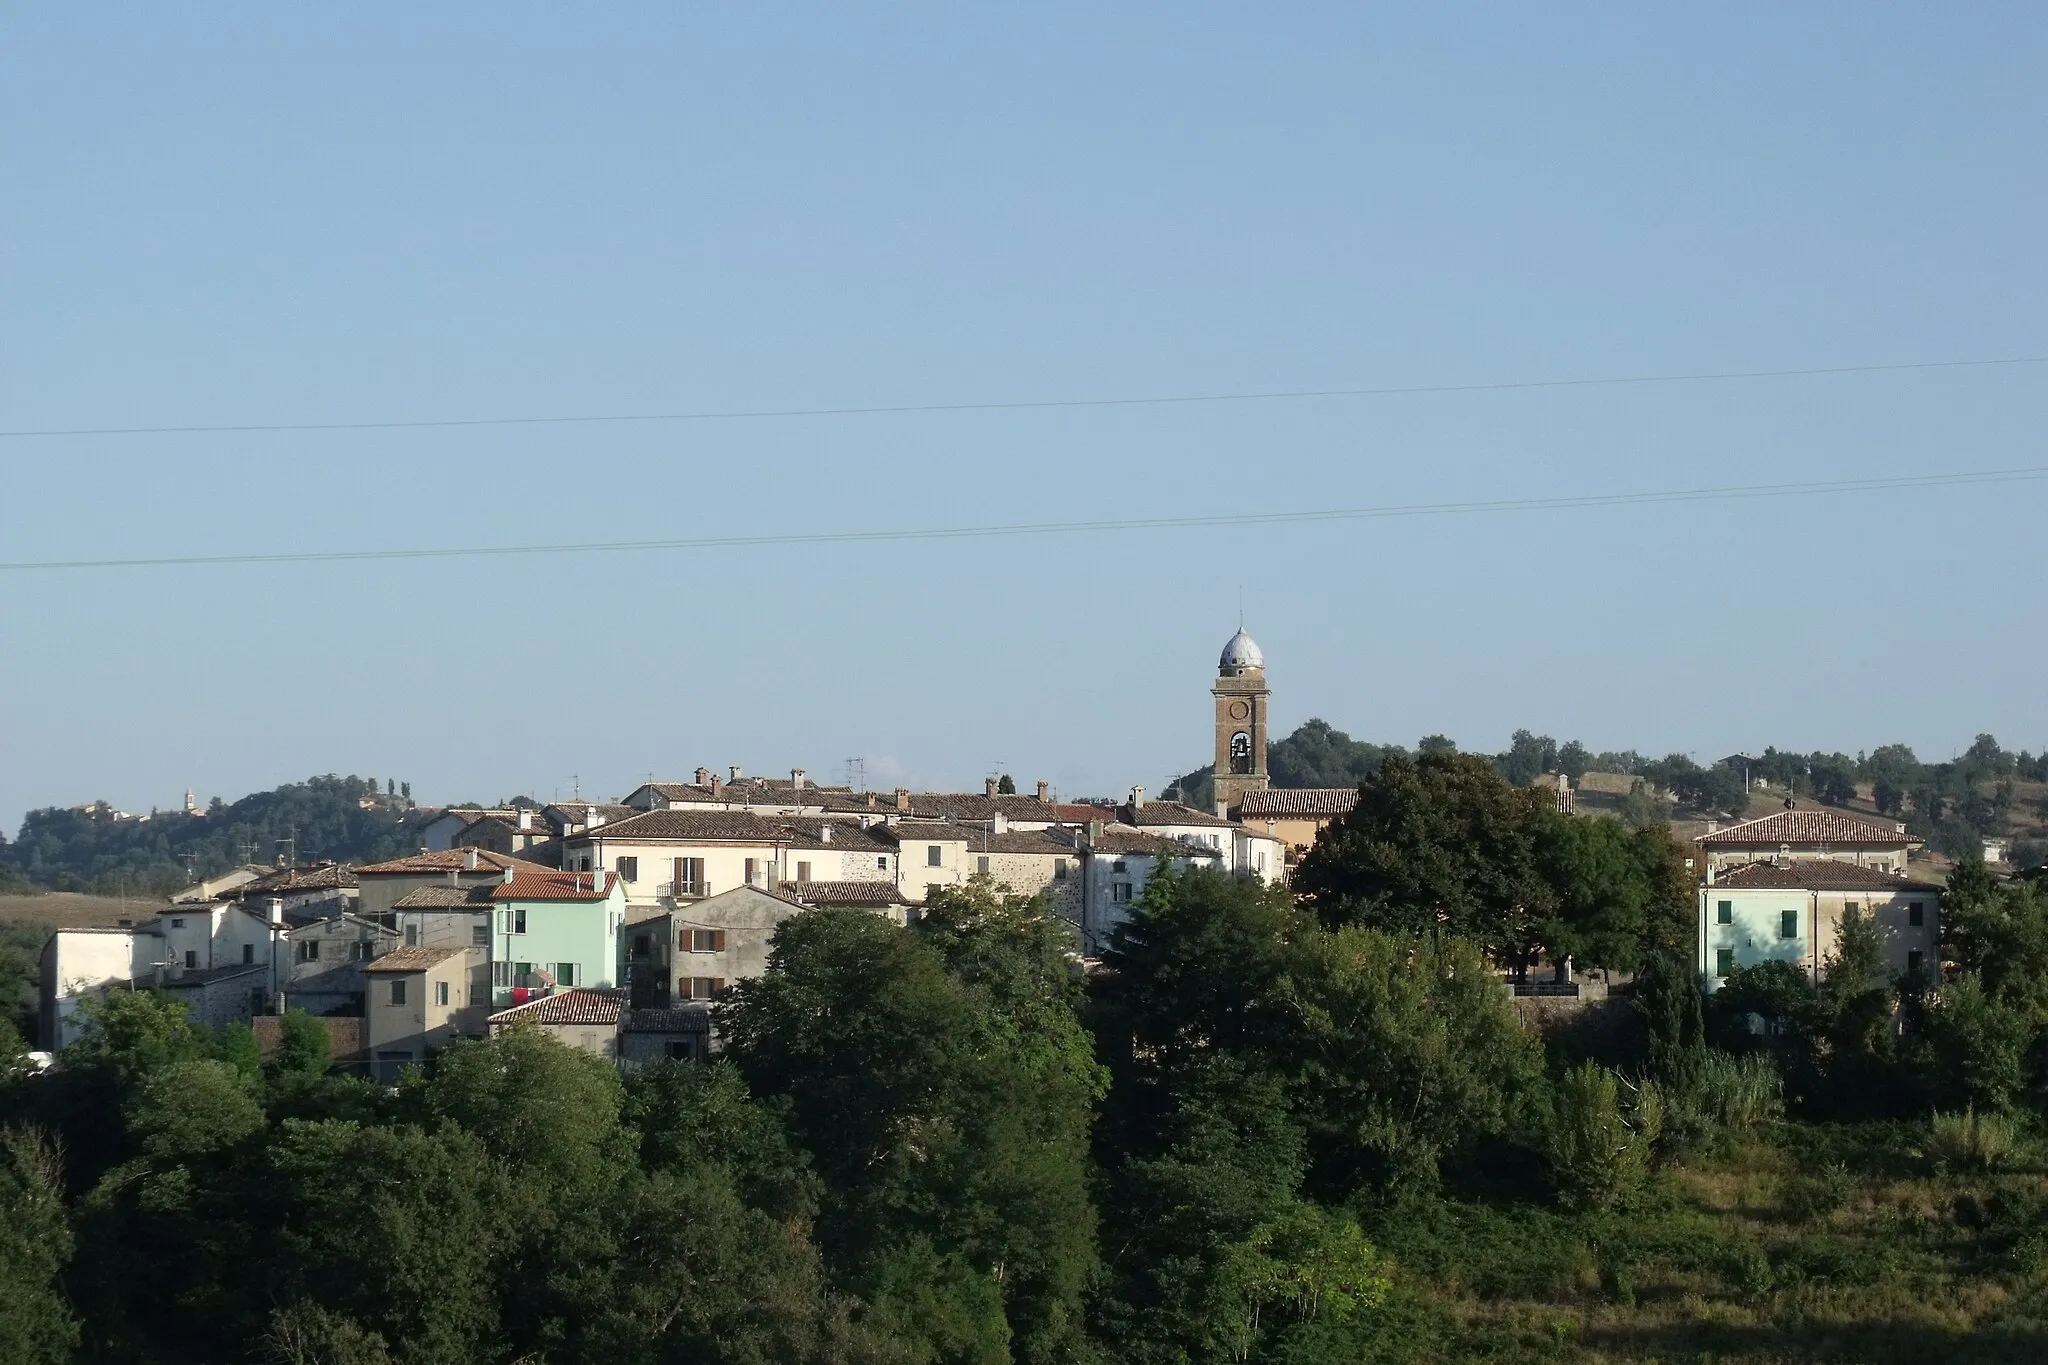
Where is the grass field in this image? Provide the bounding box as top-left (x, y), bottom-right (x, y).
top-left (0, 892), bottom-right (150, 929)
top-left (1365, 1123), bottom-right (2048, 1363)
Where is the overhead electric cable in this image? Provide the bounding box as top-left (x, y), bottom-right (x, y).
top-left (1, 354), bottom-right (2042, 439)
top-left (2, 464), bottom-right (2040, 574)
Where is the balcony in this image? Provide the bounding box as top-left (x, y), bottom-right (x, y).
top-left (657, 881), bottom-right (711, 900)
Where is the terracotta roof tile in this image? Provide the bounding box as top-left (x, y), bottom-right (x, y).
top-left (356, 849), bottom-right (535, 875)
top-left (580, 810), bottom-right (788, 842)
top-left (488, 988), bottom-right (626, 1027)
top-left (1697, 811), bottom-right (1912, 847)
top-left (1237, 788), bottom-right (1359, 818)
top-left (363, 946), bottom-right (467, 972)
top-left (491, 870), bottom-right (617, 902)
top-left (779, 880), bottom-right (909, 906)
top-left (389, 884), bottom-right (496, 910)
top-left (1711, 861), bottom-right (1941, 892)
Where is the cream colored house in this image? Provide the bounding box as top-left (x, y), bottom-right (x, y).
top-left (562, 809), bottom-right (896, 916)
top-left (364, 946), bottom-right (471, 1081)
top-left (487, 987), bottom-right (624, 1060)
top-left (1694, 809), bottom-right (1917, 876)
top-left (1698, 860), bottom-right (1940, 991)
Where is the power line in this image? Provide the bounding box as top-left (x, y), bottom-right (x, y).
top-left (3, 464), bottom-right (2040, 574)
top-left (2, 354), bottom-right (2043, 440)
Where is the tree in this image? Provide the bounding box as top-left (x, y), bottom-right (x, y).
top-left (723, 903), bottom-right (1104, 1365)
top-left (0, 1128), bottom-right (77, 1364)
top-left (126, 1059), bottom-right (265, 1159)
top-left (996, 774), bottom-right (1016, 795)
top-left (1293, 750), bottom-right (1556, 977)
top-left (1268, 719), bottom-right (1395, 790)
top-left (1276, 928), bottom-right (1543, 1192)
top-left (1496, 730), bottom-right (1558, 787)
top-left (1536, 815), bottom-right (1658, 975)
top-left (1547, 1062), bottom-right (1662, 1210)
top-left (273, 1009), bottom-right (332, 1082)
top-left (1556, 740), bottom-right (1591, 781)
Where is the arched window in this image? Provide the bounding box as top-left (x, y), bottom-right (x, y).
top-left (1229, 731), bottom-right (1253, 774)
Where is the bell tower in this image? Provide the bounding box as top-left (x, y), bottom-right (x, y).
top-left (1211, 628), bottom-right (1270, 817)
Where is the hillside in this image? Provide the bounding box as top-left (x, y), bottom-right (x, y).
top-left (0, 775), bottom-right (428, 897)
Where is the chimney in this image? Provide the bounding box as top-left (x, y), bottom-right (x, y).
top-left (993, 812), bottom-right (1009, 835)
top-left (820, 824), bottom-right (834, 843)
top-left (1086, 819), bottom-right (1105, 844)
top-left (464, 848), bottom-right (480, 872)
top-left (792, 768), bottom-right (807, 791)
top-left (1036, 780), bottom-right (1050, 803)
top-left (695, 767), bottom-right (711, 786)
top-left (866, 791), bottom-right (878, 810)
top-left (1705, 819), bottom-right (1718, 835)
top-left (517, 808), bottom-right (532, 832)
top-left (268, 897), bottom-right (285, 930)
top-left (985, 777), bottom-right (999, 799)
top-left (1706, 861), bottom-right (1716, 885)
top-left (501, 865), bottom-right (516, 884)
top-left (895, 787), bottom-right (911, 813)
top-left (584, 805), bottom-right (599, 829)
top-left (1130, 785), bottom-right (1146, 811)
top-left (710, 774), bottom-right (723, 796)
top-left (730, 766), bottom-right (744, 782)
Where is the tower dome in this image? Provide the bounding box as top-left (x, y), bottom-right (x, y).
top-left (1219, 627), bottom-right (1264, 671)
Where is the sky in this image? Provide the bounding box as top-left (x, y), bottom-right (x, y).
top-left (3, 4), bottom-right (2046, 829)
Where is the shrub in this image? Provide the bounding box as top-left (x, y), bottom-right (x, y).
top-left (1780, 1162), bottom-right (1853, 1223)
top-left (1546, 1062), bottom-right (1662, 1210)
top-left (1696, 1051), bottom-right (1784, 1130)
top-left (1922, 1108), bottom-right (2018, 1173)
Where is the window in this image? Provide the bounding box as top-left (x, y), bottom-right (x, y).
top-left (555, 962), bottom-right (578, 987)
top-left (876, 855), bottom-right (889, 870)
top-left (298, 940), bottom-right (320, 962)
top-left (1907, 949), bottom-right (1924, 974)
top-left (1715, 949), bottom-right (1735, 978)
top-left (492, 960), bottom-right (512, 987)
top-left (242, 943), bottom-right (255, 964)
top-left (666, 1039), bottom-right (695, 1061)
top-left (632, 932), bottom-right (652, 959)
top-left (1780, 910), bottom-right (1799, 940)
top-left (1112, 859), bottom-right (1127, 873)
top-left (744, 857), bottom-right (758, 885)
top-left (472, 923), bottom-right (489, 946)
top-left (689, 929), bottom-right (727, 953)
top-left (249, 988), bottom-right (266, 1014)
top-left (516, 961), bottom-right (533, 983)
top-left (1843, 901), bottom-right (1861, 917)
top-left (682, 976), bottom-right (726, 1000)
top-left (184, 950), bottom-right (197, 969)
top-left (434, 980), bottom-right (450, 1007)
top-left (797, 861), bottom-right (812, 882)
top-left (514, 907), bottom-right (527, 934)
top-left (405, 924), bottom-right (419, 947)
top-left (1112, 883), bottom-right (1133, 904)
top-left (1909, 902), bottom-right (1925, 927)
top-left (170, 918), bottom-right (185, 929)
top-left (617, 856), bottom-right (639, 883)
top-left (1716, 900), bottom-right (1732, 925)
top-left (977, 856), bottom-right (991, 876)
top-left (350, 941), bottom-right (373, 962)
top-left (1054, 859), bottom-right (1068, 881)
top-left (389, 979), bottom-right (407, 1006)
top-left (927, 845), bottom-right (943, 868)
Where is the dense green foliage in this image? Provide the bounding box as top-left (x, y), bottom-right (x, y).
top-left (2, 774), bottom-right (423, 895)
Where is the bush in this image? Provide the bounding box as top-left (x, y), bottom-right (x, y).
top-left (1547, 1063), bottom-right (1662, 1210)
top-left (1922, 1109), bottom-right (2019, 1173)
top-left (1661, 1051), bottom-right (1782, 1154)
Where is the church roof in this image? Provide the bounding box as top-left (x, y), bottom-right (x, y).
top-left (1219, 628), bottom-right (1263, 669)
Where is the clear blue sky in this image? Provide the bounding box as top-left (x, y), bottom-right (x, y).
top-left (4, 5), bottom-right (2045, 828)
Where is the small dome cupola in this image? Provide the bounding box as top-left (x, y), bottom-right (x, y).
top-left (1219, 627), bottom-right (1264, 672)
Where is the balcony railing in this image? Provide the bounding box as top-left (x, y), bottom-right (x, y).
top-left (656, 882), bottom-right (711, 899)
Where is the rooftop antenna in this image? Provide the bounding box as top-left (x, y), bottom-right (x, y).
top-left (277, 826), bottom-right (298, 867)
top-left (845, 757), bottom-right (866, 793)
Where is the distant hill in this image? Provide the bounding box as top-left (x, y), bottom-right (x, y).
top-left (0, 775), bottom-right (430, 897)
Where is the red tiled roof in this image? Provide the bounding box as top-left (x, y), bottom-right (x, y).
top-left (238, 862), bottom-right (358, 894)
top-left (779, 880), bottom-right (908, 906)
top-left (488, 988), bottom-right (626, 1027)
top-left (356, 848), bottom-right (535, 875)
top-left (1711, 860), bottom-right (1941, 892)
top-left (1696, 811), bottom-right (1911, 847)
top-left (363, 946), bottom-right (467, 973)
top-left (1237, 788), bottom-right (1359, 818)
top-left (1125, 801), bottom-right (1234, 828)
top-left (491, 870), bottom-right (616, 902)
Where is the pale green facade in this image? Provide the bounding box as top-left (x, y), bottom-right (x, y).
top-left (490, 877), bottom-right (627, 1007)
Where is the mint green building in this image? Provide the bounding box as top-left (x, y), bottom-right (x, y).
top-left (489, 869), bottom-right (627, 1007)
